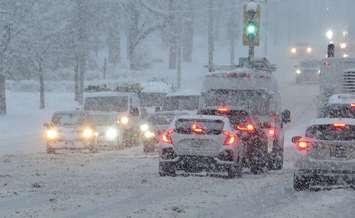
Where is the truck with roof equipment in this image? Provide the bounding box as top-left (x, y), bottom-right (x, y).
top-left (199, 58), bottom-right (291, 173)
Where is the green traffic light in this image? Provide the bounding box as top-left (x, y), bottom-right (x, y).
top-left (247, 23), bottom-right (257, 36)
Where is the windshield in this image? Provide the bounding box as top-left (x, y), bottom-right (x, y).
top-left (198, 109), bottom-right (250, 126)
top-left (175, 119), bottom-right (224, 135)
top-left (300, 61), bottom-right (319, 68)
top-left (148, 113), bottom-right (175, 125)
top-left (320, 105), bottom-right (355, 118)
top-left (162, 96), bottom-right (199, 111)
top-left (52, 113), bottom-right (85, 126)
top-left (204, 90), bottom-right (271, 115)
top-left (306, 124), bottom-right (355, 141)
top-left (88, 114), bottom-right (116, 125)
top-left (84, 96), bottom-right (128, 112)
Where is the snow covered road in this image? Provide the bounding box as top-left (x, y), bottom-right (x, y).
top-left (1, 146), bottom-right (354, 218)
top-left (1, 84), bottom-right (355, 218)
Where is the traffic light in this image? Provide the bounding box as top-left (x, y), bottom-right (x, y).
top-left (246, 22), bottom-right (257, 36)
top-left (242, 5), bottom-right (261, 46)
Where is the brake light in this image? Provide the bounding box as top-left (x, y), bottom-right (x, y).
top-left (236, 123), bottom-right (255, 132)
top-left (351, 103), bottom-right (355, 108)
top-left (295, 138), bottom-right (312, 152)
top-left (223, 131), bottom-right (237, 145)
top-left (161, 128), bottom-right (173, 144)
top-left (191, 122), bottom-right (205, 134)
top-left (333, 123), bottom-right (346, 128)
top-left (217, 106), bottom-right (229, 113)
top-left (268, 128), bottom-right (276, 137)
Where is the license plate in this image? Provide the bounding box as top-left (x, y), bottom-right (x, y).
top-left (330, 145), bottom-right (347, 158)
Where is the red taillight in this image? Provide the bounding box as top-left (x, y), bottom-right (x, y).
top-left (217, 106), bottom-right (229, 113)
top-left (333, 123), bottom-right (346, 128)
top-left (351, 103), bottom-right (355, 108)
top-left (223, 131), bottom-right (237, 145)
top-left (161, 128), bottom-right (173, 144)
top-left (236, 123), bottom-right (255, 132)
top-left (268, 128), bottom-right (276, 137)
top-left (295, 138), bottom-right (312, 151)
top-left (191, 122), bottom-right (205, 134)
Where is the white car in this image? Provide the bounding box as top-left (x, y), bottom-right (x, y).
top-left (87, 112), bottom-right (121, 149)
top-left (44, 111), bottom-right (97, 153)
top-left (159, 115), bottom-right (243, 178)
top-left (292, 118), bottom-right (355, 191)
top-left (320, 94), bottom-right (355, 118)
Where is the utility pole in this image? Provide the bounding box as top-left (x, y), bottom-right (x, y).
top-left (176, 3), bottom-right (183, 89)
top-left (263, 0), bottom-right (268, 57)
top-left (208, 0), bottom-right (214, 72)
top-left (39, 62), bottom-right (45, 109)
top-left (0, 74), bottom-right (6, 115)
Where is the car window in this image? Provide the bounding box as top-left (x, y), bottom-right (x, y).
top-left (52, 113), bottom-right (85, 126)
top-left (88, 115), bottom-right (116, 125)
top-left (321, 104), bottom-right (355, 118)
top-left (148, 114), bottom-right (175, 125)
top-left (84, 96), bottom-right (128, 112)
top-left (175, 119), bottom-right (225, 135)
top-left (305, 124), bottom-right (355, 141)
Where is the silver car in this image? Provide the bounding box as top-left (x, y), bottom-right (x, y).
top-left (159, 115), bottom-right (243, 178)
top-left (292, 118), bottom-right (355, 191)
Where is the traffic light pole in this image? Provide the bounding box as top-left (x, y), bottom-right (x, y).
top-left (248, 35), bottom-right (255, 64)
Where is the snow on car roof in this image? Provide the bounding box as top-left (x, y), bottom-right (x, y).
top-left (87, 111), bottom-right (118, 116)
top-left (84, 92), bottom-right (137, 98)
top-left (141, 81), bottom-right (171, 93)
top-left (328, 94), bottom-right (355, 104)
top-left (167, 89), bottom-right (201, 97)
top-left (310, 118), bottom-right (355, 126)
top-left (175, 114), bottom-right (229, 122)
top-left (53, 110), bottom-right (85, 115)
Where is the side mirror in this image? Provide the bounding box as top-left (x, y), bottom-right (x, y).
top-left (282, 109), bottom-right (291, 123)
top-left (291, 136), bottom-right (302, 143)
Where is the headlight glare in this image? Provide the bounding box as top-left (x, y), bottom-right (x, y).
top-left (46, 129), bottom-right (58, 140)
top-left (82, 128), bottom-right (94, 139)
top-left (144, 131), bottom-right (155, 139)
top-left (105, 127), bottom-right (118, 141)
top-left (140, 124), bottom-right (149, 132)
top-left (120, 116), bottom-right (129, 125)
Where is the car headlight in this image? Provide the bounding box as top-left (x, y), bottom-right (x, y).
top-left (140, 124), bottom-right (149, 132)
top-left (144, 131), bottom-right (155, 139)
top-left (296, 69), bottom-right (302, 74)
top-left (46, 129), bottom-right (58, 140)
top-left (105, 127), bottom-right (118, 141)
top-left (82, 127), bottom-right (94, 139)
top-left (120, 116), bottom-right (129, 125)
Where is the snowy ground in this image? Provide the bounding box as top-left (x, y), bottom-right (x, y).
top-left (1, 82), bottom-right (354, 218)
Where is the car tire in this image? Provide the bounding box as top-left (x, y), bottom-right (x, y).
top-left (46, 145), bottom-right (55, 154)
top-left (250, 141), bottom-right (268, 175)
top-left (293, 173), bottom-right (310, 191)
top-left (227, 164), bottom-right (242, 179)
top-left (269, 140), bottom-right (284, 170)
top-left (159, 162), bottom-right (176, 177)
top-left (143, 146), bottom-right (154, 153)
top-left (88, 143), bottom-right (98, 153)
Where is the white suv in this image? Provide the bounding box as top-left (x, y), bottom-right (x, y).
top-left (292, 118), bottom-right (355, 191)
top-left (159, 115), bottom-right (243, 178)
